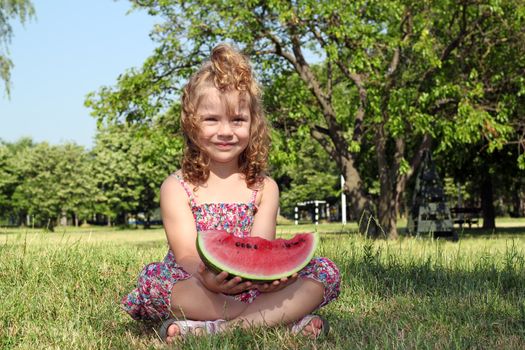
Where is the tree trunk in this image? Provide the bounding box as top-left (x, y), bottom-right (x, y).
top-left (394, 134), bottom-right (433, 237)
top-left (510, 184), bottom-right (523, 217)
top-left (375, 125), bottom-right (398, 239)
top-left (521, 192), bottom-right (525, 217)
top-left (481, 169), bottom-right (495, 229)
top-left (341, 155), bottom-right (378, 237)
top-left (144, 213), bottom-right (151, 229)
top-left (46, 218), bottom-right (55, 232)
top-left (377, 185), bottom-right (398, 239)
top-left (60, 212), bottom-right (68, 226)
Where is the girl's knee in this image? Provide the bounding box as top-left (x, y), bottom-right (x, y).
top-left (307, 257), bottom-right (341, 281)
top-left (300, 257), bottom-right (341, 299)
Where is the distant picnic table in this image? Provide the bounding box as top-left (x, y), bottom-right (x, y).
top-left (450, 207), bottom-right (482, 228)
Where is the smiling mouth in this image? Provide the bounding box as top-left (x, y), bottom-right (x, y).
top-left (214, 143), bottom-right (236, 149)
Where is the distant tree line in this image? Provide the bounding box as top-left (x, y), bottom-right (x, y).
top-left (0, 122), bottom-right (182, 229)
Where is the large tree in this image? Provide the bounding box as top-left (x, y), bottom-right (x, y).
top-left (0, 0), bottom-right (34, 96)
top-left (87, 0), bottom-right (524, 238)
top-left (436, 1), bottom-right (525, 228)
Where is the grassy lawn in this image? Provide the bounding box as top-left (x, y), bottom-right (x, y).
top-left (1, 222), bottom-right (524, 349)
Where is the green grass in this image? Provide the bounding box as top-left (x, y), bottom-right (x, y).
top-left (1, 223), bottom-right (524, 349)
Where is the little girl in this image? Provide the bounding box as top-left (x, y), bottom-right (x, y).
top-left (122, 44), bottom-right (340, 343)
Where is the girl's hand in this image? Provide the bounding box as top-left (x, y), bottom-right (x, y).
top-left (197, 263), bottom-right (253, 295)
top-left (256, 273), bottom-right (299, 293)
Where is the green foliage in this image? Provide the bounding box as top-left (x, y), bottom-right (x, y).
top-left (0, 142), bottom-right (19, 214)
top-left (519, 154), bottom-right (525, 171)
top-left (0, 0), bottom-right (34, 96)
top-left (91, 123), bottom-right (183, 224)
top-left (264, 72), bottom-right (340, 215)
top-left (271, 129), bottom-right (339, 217)
top-left (6, 141), bottom-right (94, 228)
top-left (0, 120), bottom-right (183, 228)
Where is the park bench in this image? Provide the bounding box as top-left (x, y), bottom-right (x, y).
top-left (450, 207), bottom-right (482, 228)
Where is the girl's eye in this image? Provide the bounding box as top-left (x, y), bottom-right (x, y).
top-left (232, 116), bottom-right (247, 125)
top-left (202, 117), bottom-right (218, 123)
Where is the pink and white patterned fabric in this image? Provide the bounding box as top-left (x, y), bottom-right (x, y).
top-left (121, 173), bottom-right (340, 321)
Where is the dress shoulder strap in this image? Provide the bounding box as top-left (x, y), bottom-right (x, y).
top-left (249, 189), bottom-right (258, 206)
top-left (171, 172), bottom-right (196, 207)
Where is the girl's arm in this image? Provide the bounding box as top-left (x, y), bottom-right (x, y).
top-left (160, 174), bottom-right (252, 294)
top-left (250, 176), bottom-right (280, 240)
top-left (160, 175), bottom-right (202, 275)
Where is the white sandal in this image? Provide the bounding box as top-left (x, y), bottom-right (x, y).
top-left (291, 314), bottom-right (330, 339)
top-left (159, 319), bottom-right (225, 341)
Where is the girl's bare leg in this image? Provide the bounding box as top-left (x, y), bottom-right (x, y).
top-left (224, 278), bottom-right (325, 335)
top-left (169, 277), bottom-right (248, 320)
top-left (165, 277), bottom-right (249, 341)
top-left (166, 278), bottom-right (325, 341)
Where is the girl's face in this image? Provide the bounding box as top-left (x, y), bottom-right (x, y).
top-left (196, 87), bottom-right (251, 166)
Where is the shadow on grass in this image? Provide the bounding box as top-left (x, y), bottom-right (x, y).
top-left (457, 225), bottom-right (525, 238)
top-left (331, 250), bottom-right (525, 347)
top-left (348, 257), bottom-right (525, 299)
top-left (128, 320), bottom-right (160, 337)
top-left (318, 226), bottom-right (525, 240)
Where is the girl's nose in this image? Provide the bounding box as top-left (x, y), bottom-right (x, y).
top-left (217, 121), bottom-right (233, 136)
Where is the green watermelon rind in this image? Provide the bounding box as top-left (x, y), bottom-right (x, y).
top-left (196, 232), bottom-right (319, 282)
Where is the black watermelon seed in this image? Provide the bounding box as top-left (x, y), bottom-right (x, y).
top-left (241, 243), bottom-right (245, 248)
top-left (235, 242), bottom-right (241, 247)
top-left (254, 245), bottom-right (258, 249)
top-left (246, 243), bottom-right (252, 249)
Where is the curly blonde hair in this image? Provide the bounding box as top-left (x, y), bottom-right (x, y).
top-left (180, 43), bottom-right (270, 188)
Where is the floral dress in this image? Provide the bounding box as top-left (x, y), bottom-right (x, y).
top-left (121, 173), bottom-right (341, 321)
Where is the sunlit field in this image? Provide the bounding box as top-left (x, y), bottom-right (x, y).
top-left (1, 221), bottom-right (524, 349)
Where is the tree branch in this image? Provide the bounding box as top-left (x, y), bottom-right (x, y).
top-left (264, 31), bottom-right (297, 65)
top-left (386, 9), bottom-right (412, 79)
top-left (406, 133), bottom-right (432, 182)
top-left (310, 127), bottom-right (338, 161)
top-left (327, 61), bottom-right (333, 99)
top-left (286, 31), bottom-right (351, 157)
top-left (307, 21), bottom-right (367, 146)
top-left (395, 133), bottom-right (432, 212)
top-left (418, 4), bottom-right (490, 92)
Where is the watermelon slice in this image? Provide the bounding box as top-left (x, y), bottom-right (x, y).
top-left (196, 230), bottom-right (318, 282)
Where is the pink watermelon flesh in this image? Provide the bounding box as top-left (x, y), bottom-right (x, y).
top-left (196, 230), bottom-right (318, 282)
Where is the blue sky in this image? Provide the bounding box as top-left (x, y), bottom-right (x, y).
top-left (0, 0), bottom-right (157, 149)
